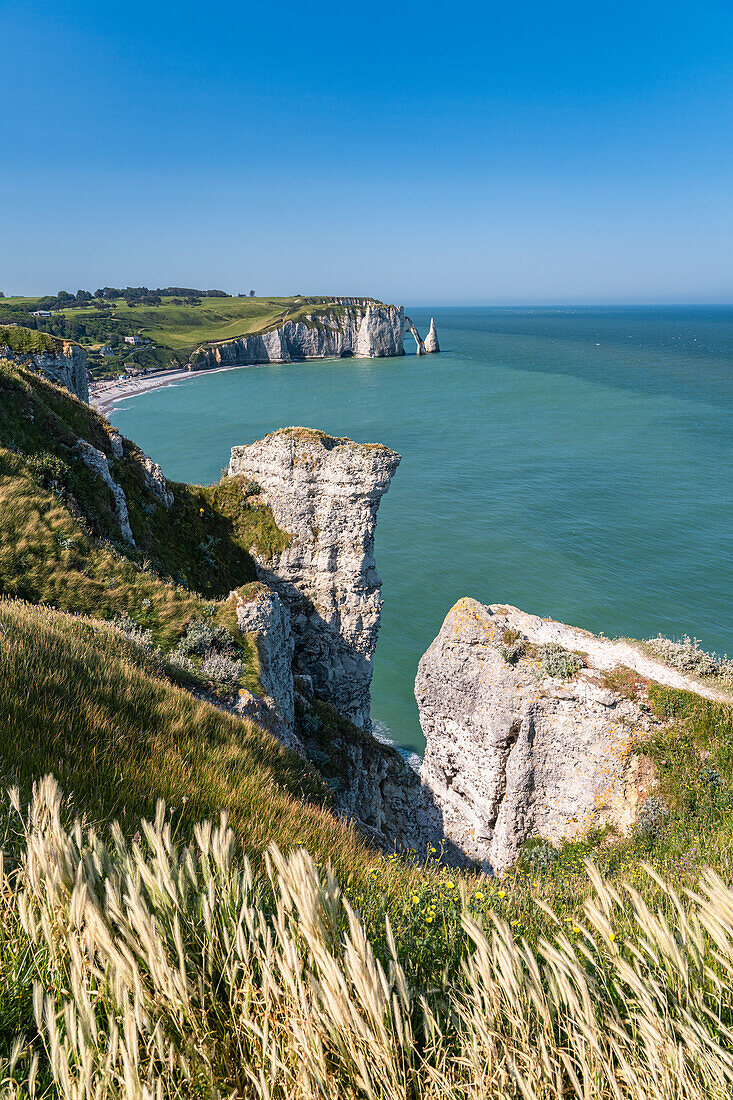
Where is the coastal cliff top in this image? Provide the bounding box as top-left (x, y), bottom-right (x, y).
top-left (259, 426), bottom-right (399, 454)
top-left (443, 597), bottom-right (732, 702)
top-left (0, 293), bottom-right (396, 378)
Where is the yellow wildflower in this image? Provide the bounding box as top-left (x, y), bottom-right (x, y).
top-left (498, 890), bottom-right (506, 899)
top-left (474, 891), bottom-right (484, 901)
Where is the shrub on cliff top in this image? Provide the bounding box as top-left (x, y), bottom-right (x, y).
top-left (178, 618), bottom-right (237, 657)
top-left (538, 642), bottom-right (584, 679)
top-left (646, 632), bottom-right (733, 682)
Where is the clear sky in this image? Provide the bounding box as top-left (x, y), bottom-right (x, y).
top-left (3, 0), bottom-right (733, 303)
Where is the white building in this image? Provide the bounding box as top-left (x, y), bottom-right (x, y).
top-left (124, 335), bottom-right (144, 345)
top-left (31, 310), bottom-right (52, 317)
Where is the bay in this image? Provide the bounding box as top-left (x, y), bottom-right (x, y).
top-left (112, 306), bottom-right (733, 754)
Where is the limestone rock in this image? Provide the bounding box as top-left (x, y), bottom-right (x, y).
top-left (415, 599), bottom-right (663, 871)
top-left (235, 585), bottom-right (297, 751)
top-left (296, 700), bottom-right (427, 852)
top-left (76, 441), bottom-right (134, 544)
top-left (195, 304), bottom-right (406, 368)
top-left (108, 432), bottom-right (124, 460)
top-left (139, 452), bottom-right (174, 508)
top-left (228, 429), bottom-right (400, 728)
top-left (405, 317), bottom-right (426, 355)
top-left (423, 318), bottom-right (440, 354)
top-left (1, 342), bottom-right (89, 403)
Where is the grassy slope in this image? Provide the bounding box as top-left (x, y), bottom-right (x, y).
top-left (0, 359), bottom-right (287, 656)
top-left (0, 326), bottom-right (60, 355)
top-left (4, 295), bottom-right (377, 359)
top-left (0, 598), bottom-right (374, 880)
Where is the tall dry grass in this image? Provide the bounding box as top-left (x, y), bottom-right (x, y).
top-left (2, 778), bottom-right (733, 1099)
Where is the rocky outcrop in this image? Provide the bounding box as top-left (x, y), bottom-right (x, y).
top-left (194, 304), bottom-right (415, 368)
top-left (415, 599), bottom-right (668, 872)
top-left (293, 679), bottom-right (431, 853)
top-left (228, 429), bottom-right (400, 729)
top-left (108, 431), bottom-right (124, 461)
top-left (76, 440), bottom-right (135, 545)
top-left (2, 342), bottom-right (89, 403)
top-left (405, 318), bottom-right (426, 355)
top-left (235, 585), bottom-right (298, 753)
top-left (423, 318), bottom-right (440, 354)
top-left (139, 453), bottom-right (174, 508)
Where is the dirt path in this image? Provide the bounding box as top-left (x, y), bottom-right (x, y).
top-left (499, 604), bottom-right (731, 704)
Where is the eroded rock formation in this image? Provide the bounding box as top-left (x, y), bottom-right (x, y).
top-left (2, 342), bottom-right (89, 403)
top-left (405, 318), bottom-right (426, 355)
top-left (76, 440), bottom-right (135, 544)
top-left (228, 428), bottom-right (400, 729)
top-left (293, 677), bottom-right (427, 851)
top-left (415, 599), bottom-right (664, 871)
top-left (235, 584), bottom-right (300, 755)
top-left (197, 304), bottom-right (407, 368)
top-left (423, 318), bottom-right (440, 354)
top-left (139, 453), bottom-right (174, 508)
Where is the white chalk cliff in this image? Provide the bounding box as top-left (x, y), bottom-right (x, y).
top-left (193, 303), bottom-right (438, 368)
top-left (228, 429), bottom-right (400, 729)
top-left (415, 598), bottom-right (726, 871)
top-left (1, 341), bottom-right (89, 403)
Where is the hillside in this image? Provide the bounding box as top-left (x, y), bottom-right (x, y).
top-left (0, 294), bottom-right (383, 377)
top-left (0, 357), bottom-right (287, 657)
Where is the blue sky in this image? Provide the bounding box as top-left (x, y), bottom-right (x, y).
top-left (3, 0), bottom-right (733, 303)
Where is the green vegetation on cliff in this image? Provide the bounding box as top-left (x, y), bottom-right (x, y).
top-left (0, 325), bottom-right (60, 356)
top-left (0, 359), bottom-right (288, 649)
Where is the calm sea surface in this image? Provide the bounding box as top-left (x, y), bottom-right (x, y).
top-left (112, 307), bottom-right (733, 755)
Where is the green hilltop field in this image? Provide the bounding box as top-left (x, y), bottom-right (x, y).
top-left (0, 291), bottom-right (371, 376)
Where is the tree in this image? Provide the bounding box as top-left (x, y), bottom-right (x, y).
top-left (249, 290), bottom-right (255, 297)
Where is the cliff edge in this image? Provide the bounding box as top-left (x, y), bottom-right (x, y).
top-left (0, 332), bottom-right (89, 403)
top-left (229, 428), bottom-right (400, 730)
top-left (415, 599), bottom-right (727, 871)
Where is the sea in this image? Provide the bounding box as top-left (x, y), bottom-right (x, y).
top-left (111, 306), bottom-right (733, 756)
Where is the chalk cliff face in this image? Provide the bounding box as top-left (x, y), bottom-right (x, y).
top-left (1, 342), bottom-right (89, 403)
top-left (235, 584), bottom-right (300, 755)
top-left (228, 429), bottom-right (400, 729)
top-left (76, 440), bottom-right (135, 545)
top-left (415, 599), bottom-right (668, 871)
top-left (199, 304), bottom-right (407, 368)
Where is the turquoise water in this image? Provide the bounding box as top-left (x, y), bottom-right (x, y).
top-left (112, 307), bottom-right (733, 755)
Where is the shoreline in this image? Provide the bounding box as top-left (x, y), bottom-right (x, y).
top-left (90, 363), bottom-right (259, 416)
top-left (89, 353), bottom-right (366, 416)
top-left (89, 339), bottom-right (424, 417)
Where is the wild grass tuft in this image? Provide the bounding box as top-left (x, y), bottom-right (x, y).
top-left (3, 779), bottom-right (733, 1098)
